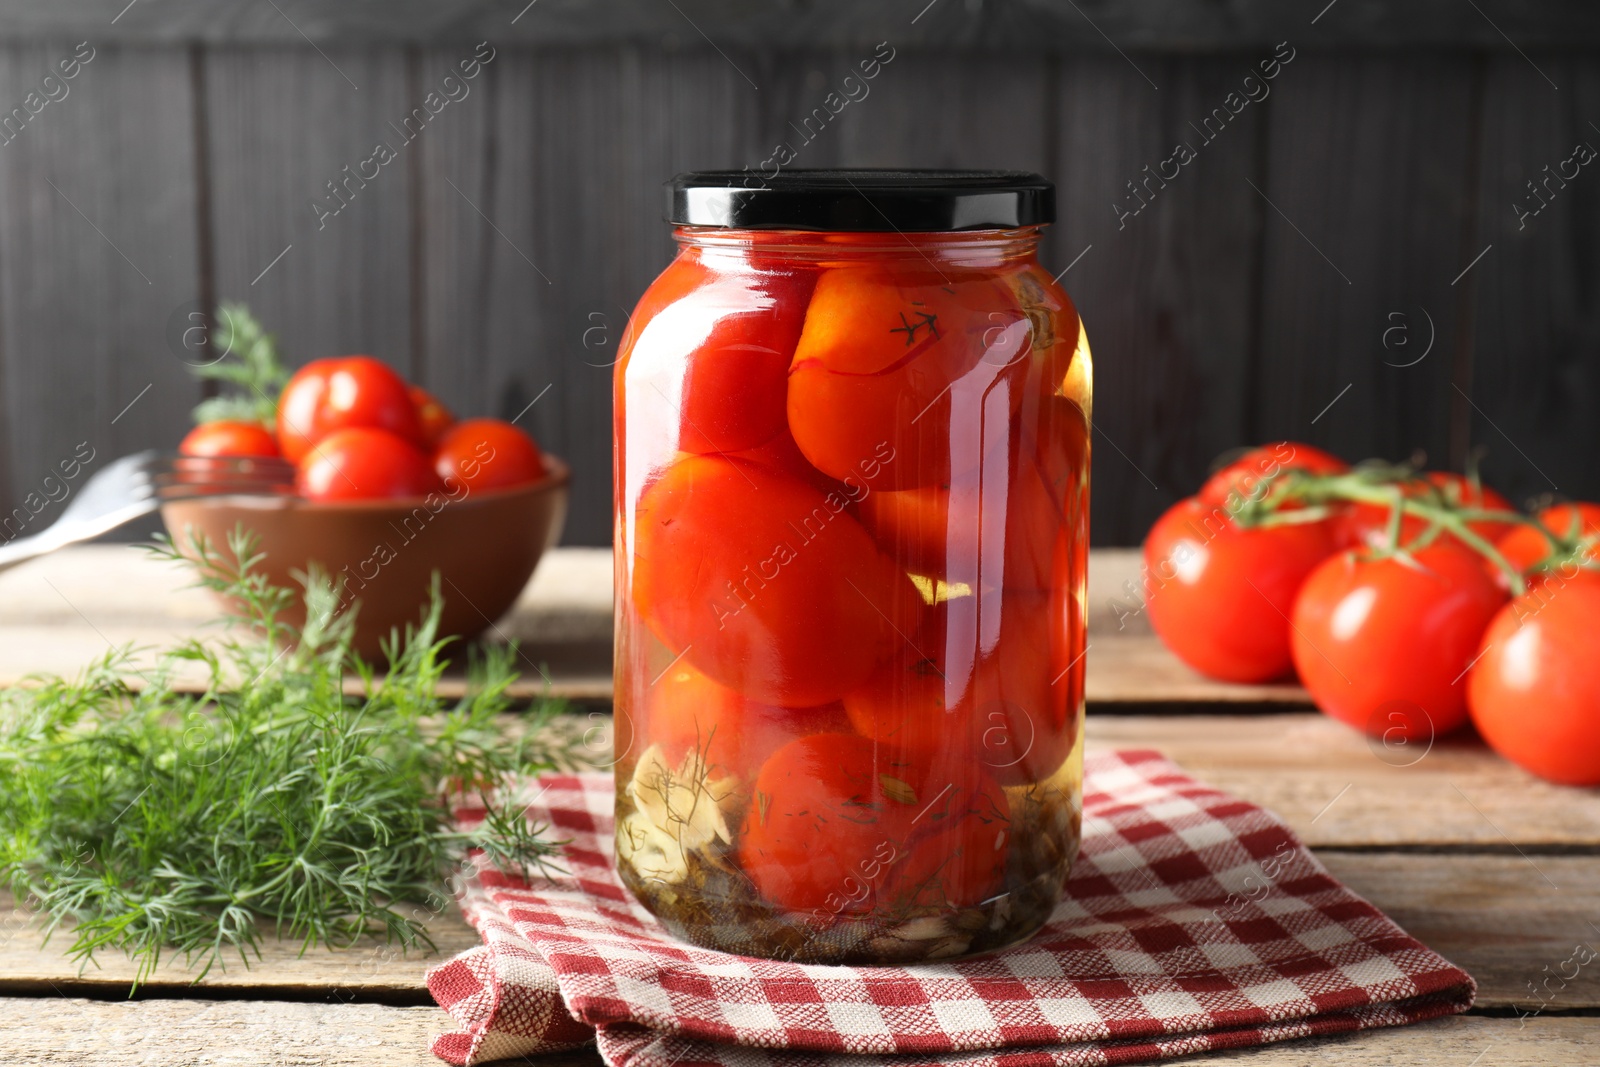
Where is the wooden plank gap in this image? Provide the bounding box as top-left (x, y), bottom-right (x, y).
top-left (1312, 842), bottom-right (1600, 858)
top-left (1043, 53), bottom-right (1062, 197)
top-left (188, 43), bottom-right (219, 387)
top-left (1448, 50), bottom-right (1490, 471)
top-left (404, 44), bottom-right (426, 382)
top-left (1241, 65), bottom-right (1273, 447)
top-left (0, 980), bottom-right (443, 1008)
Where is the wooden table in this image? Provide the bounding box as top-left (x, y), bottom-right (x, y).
top-left (1, 547), bottom-right (1595, 1065)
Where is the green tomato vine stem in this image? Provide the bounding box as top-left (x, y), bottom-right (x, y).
top-left (1233, 467), bottom-right (1536, 597)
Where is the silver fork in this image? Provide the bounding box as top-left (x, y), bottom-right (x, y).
top-left (0, 451), bottom-right (294, 575)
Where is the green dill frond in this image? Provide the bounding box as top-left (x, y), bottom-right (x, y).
top-left (188, 303), bottom-right (289, 426)
top-left (0, 527), bottom-right (580, 989)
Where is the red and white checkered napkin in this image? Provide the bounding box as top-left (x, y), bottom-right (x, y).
top-left (427, 750), bottom-right (1474, 1067)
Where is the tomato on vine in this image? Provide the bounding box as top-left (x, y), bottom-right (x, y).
top-left (1143, 496), bottom-right (1335, 683)
top-left (1198, 441), bottom-right (1348, 510)
top-left (1494, 502), bottom-right (1600, 582)
top-left (1334, 472), bottom-right (1515, 551)
top-left (1290, 542), bottom-right (1506, 740)
top-left (1468, 569), bottom-right (1600, 786)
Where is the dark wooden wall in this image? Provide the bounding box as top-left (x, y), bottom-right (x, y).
top-left (0, 2), bottom-right (1596, 546)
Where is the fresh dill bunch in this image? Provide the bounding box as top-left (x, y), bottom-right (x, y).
top-left (190, 303), bottom-right (290, 425)
top-left (0, 529), bottom-right (573, 987)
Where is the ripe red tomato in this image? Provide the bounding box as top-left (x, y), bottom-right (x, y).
top-left (1335, 472), bottom-right (1515, 551)
top-left (855, 437), bottom-right (1061, 590)
top-left (855, 483), bottom-right (959, 578)
top-left (433, 418), bottom-right (545, 493)
top-left (855, 392), bottom-right (1086, 592)
top-left (1468, 569), bottom-right (1600, 785)
top-left (621, 251), bottom-right (812, 456)
top-left (1143, 497), bottom-right (1336, 682)
top-left (1291, 543), bottom-right (1506, 740)
top-left (644, 660), bottom-right (849, 776)
top-left (295, 427), bottom-right (442, 502)
top-left (277, 356), bottom-right (424, 464)
top-left (729, 426), bottom-right (850, 496)
top-left (843, 591), bottom-right (1074, 787)
top-left (1198, 441), bottom-right (1348, 508)
top-left (632, 455), bottom-right (912, 706)
top-left (178, 420), bottom-right (280, 459)
top-left (787, 266), bottom-right (1031, 490)
top-left (737, 733), bottom-right (1009, 918)
top-left (409, 385), bottom-right (455, 447)
top-left (1495, 502), bottom-right (1600, 578)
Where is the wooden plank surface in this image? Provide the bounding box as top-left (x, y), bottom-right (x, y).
top-left (1051, 56), bottom-right (1265, 545)
top-left (0, 1004), bottom-right (1592, 1067)
top-left (416, 46), bottom-right (753, 545)
top-left (0, 44), bottom-right (201, 542)
top-left (2, 1004), bottom-right (1596, 1067)
top-left (4, 851), bottom-right (1596, 1012)
top-left (0, 1), bottom-right (1596, 49)
top-left (1086, 714), bottom-right (1600, 849)
top-left (0, 41), bottom-right (1596, 542)
top-left (0, 545), bottom-right (1306, 708)
top-left (1468, 55), bottom-right (1600, 510)
top-left (2, 711), bottom-right (1595, 1012)
top-left (0, 998), bottom-right (478, 1067)
top-left (0, 891), bottom-right (480, 1002)
top-left (204, 45), bottom-right (417, 376)
top-left (0, 690), bottom-right (1594, 1058)
top-left (1253, 54), bottom-right (1475, 468)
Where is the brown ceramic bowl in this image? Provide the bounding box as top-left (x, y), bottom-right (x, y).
top-left (160, 458), bottom-right (569, 660)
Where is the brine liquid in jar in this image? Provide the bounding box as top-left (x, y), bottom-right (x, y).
top-left (613, 170), bottom-right (1090, 963)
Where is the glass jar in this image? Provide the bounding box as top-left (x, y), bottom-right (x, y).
top-left (612, 170), bottom-right (1090, 964)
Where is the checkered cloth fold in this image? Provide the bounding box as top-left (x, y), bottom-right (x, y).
top-left (428, 751), bottom-right (1473, 1066)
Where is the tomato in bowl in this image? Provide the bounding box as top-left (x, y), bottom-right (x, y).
top-left (162, 457), bottom-right (568, 660)
top-left (167, 346), bottom-right (567, 659)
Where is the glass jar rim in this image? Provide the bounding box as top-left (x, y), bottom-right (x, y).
top-left (671, 225), bottom-right (1046, 265)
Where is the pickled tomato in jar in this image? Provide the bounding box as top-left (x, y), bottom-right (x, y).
top-left (613, 171), bottom-right (1090, 963)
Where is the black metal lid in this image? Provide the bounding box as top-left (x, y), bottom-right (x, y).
top-left (668, 169), bottom-right (1054, 232)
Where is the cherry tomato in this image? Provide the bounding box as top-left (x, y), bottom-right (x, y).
top-left (178, 420), bottom-right (280, 459)
top-left (433, 418), bottom-right (545, 493)
top-left (787, 266), bottom-right (1031, 490)
top-left (1198, 442), bottom-right (1348, 509)
top-left (1144, 497), bottom-right (1336, 682)
top-left (644, 660), bottom-right (849, 778)
top-left (1495, 502), bottom-right (1600, 579)
top-left (1468, 569), bottom-right (1600, 785)
top-left (621, 251), bottom-right (812, 456)
top-left (632, 454), bottom-right (911, 706)
top-left (738, 733), bottom-right (1009, 917)
top-left (1291, 543), bottom-right (1506, 740)
top-left (843, 591), bottom-right (1074, 786)
top-left (409, 385), bottom-right (455, 447)
top-left (1335, 472), bottom-right (1515, 551)
top-left (295, 427), bottom-right (442, 502)
top-left (277, 356), bottom-right (424, 464)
